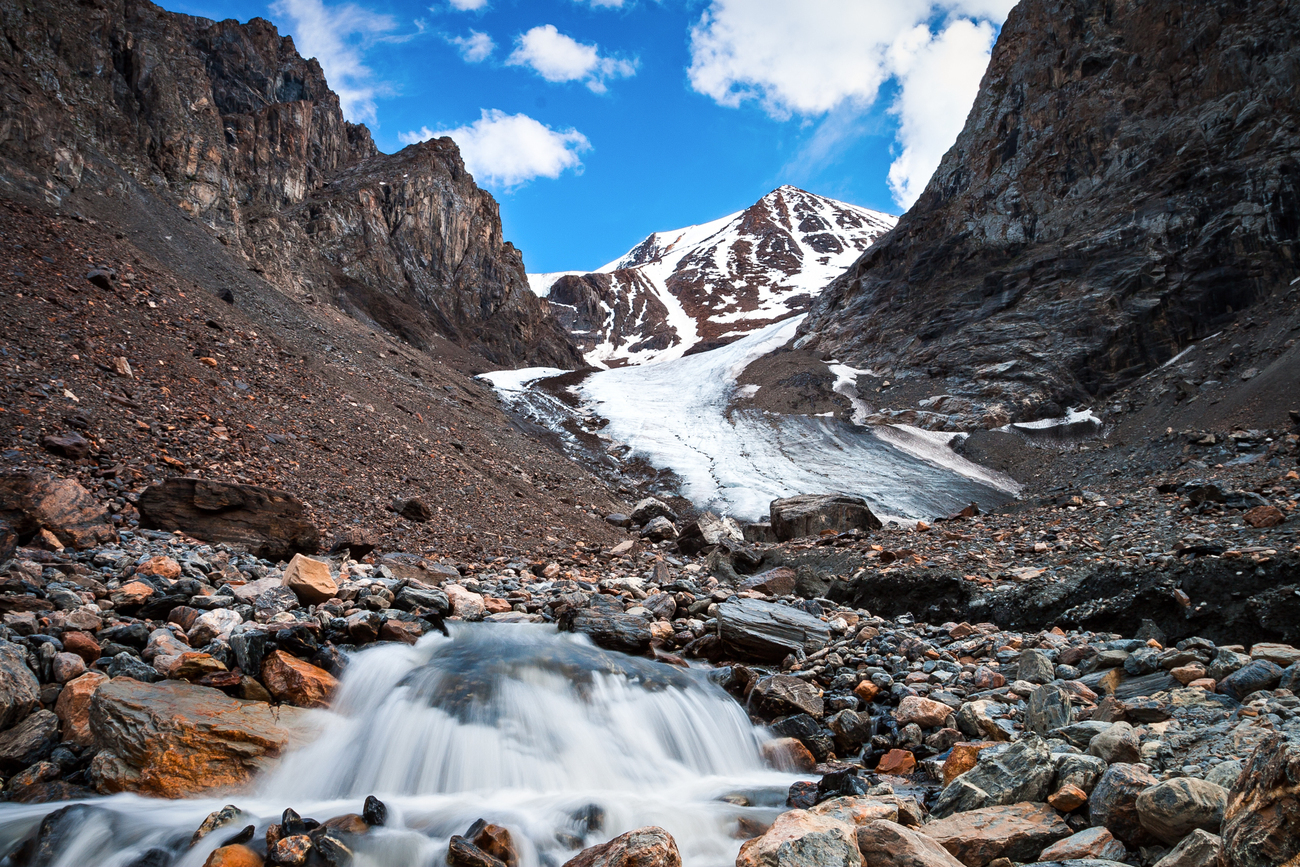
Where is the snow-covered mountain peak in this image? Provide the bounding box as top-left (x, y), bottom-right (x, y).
top-left (532, 187), bottom-right (897, 368)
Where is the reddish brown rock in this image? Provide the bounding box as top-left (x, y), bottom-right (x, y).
top-left (137, 556), bottom-right (181, 580)
top-left (1220, 734), bottom-right (1300, 867)
top-left (110, 581), bottom-right (155, 609)
top-left (171, 652), bottom-right (229, 681)
top-left (921, 803), bottom-right (1071, 867)
top-left (740, 567), bottom-right (797, 597)
top-left (203, 845), bottom-right (264, 867)
top-left (137, 478), bottom-right (319, 562)
top-left (735, 811), bottom-right (860, 867)
top-left (89, 678), bottom-right (310, 797)
top-left (854, 680), bottom-right (880, 703)
top-left (855, 820), bottom-right (965, 867)
top-left (895, 696), bottom-right (952, 728)
top-left (260, 650), bottom-right (337, 709)
top-left (0, 469), bottom-right (116, 549)
top-left (941, 743), bottom-right (994, 785)
top-left (379, 620), bottom-right (423, 644)
top-left (877, 749), bottom-right (917, 776)
top-left (1038, 827), bottom-right (1127, 861)
top-left (282, 554), bottom-right (337, 605)
top-left (60, 631), bottom-right (101, 666)
top-left (1243, 506), bottom-right (1285, 528)
top-left (763, 737), bottom-right (816, 773)
top-left (562, 826), bottom-right (683, 867)
top-left (1047, 784), bottom-right (1088, 812)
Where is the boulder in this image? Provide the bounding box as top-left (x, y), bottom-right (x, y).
top-left (1249, 642), bottom-right (1300, 667)
top-left (895, 696), bottom-right (953, 728)
top-left (930, 737), bottom-right (1055, 819)
top-left (1038, 827), bottom-right (1127, 862)
top-left (1016, 649), bottom-right (1056, 684)
top-left (1088, 722), bottom-right (1140, 764)
top-left (0, 708), bottom-right (58, 771)
top-left (855, 820), bottom-right (965, 867)
top-left (1135, 778), bottom-right (1226, 845)
top-left (391, 496), bottom-right (433, 522)
top-left (445, 584), bottom-right (487, 621)
top-left (630, 498), bottom-right (677, 525)
top-left (740, 567), bottom-right (798, 597)
top-left (920, 802), bottom-right (1070, 867)
top-left (676, 511), bottom-right (745, 555)
top-left (1025, 683), bottom-right (1073, 735)
top-left (0, 639), bottom-right (40, 729)
top-left (1152, 829), bottom-right (1222, 867)
top-left (260, 650), bottom-right (337, 709)
top-left (1217, 659), bottom-right (1284, 700)
top-left (137, 478), bottom-right (318, 561)
top-left (716, 599), bottom-right (830, 662)
top-left (1220, 733), bottom-right (1300, 867)
top-left (54, 670), bottom-right (108, 746)
top-left (559, 609), bottom-right (652, 654)
top-left (281, 554), bottom-right (337, 604)
top-left (809, 797), bottom-right (900, 827)
top-left (562, 826), bottom-right (682, 867)
top-left (752, 675), bottom-right (824, 718)
top-left (0, 468), bottom-right (117, 549)
top-left (640, 516), bottom-right (677, 542)
top-left (736, 809), bottom-right (862, 867)
top-left (769, 495), bottom-right (881, 541)
top-left (202, 845), bottom-right (264, 867)
top-left (189, 609), bottom-right (243, 646)
top-left (763, 737), bottom-right (817, 772)
top-left (1089, 763), bottom-right (1158, 848)
top-left (89, 678), bottom-right (311, 797)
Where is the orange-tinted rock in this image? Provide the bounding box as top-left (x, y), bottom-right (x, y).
top-left (88, 678), bottom-right (310, 797)
top-left (54, 670), bottom-right (107, 746)
top-left (1188, 677), bottom-right (1216, 691)
top-left (1038, 827), bottom-right (1127, 862)
top-left (0, 468), bottom-right (117, 549)
top-left (854, 680), bottom-right (880, 703)
top-left (762, 737), bottom-right (816, 772)
top-left (260, 650), bottom-right (337, 709)
top-left (1047, 784), bottom-right (1088, 812)
top-left (877, 749), bottom-right (917, 775)
top-left (172, 652), bottom-right (228, 681)
top-left (1243, 505), bottom-right (1285, 528)
top-left (110, 581), bottom-right (155, 608)
top-left (810, 797), bottom-right (900, 827)
top-left (379, 620), bottom-right (423, 645)
top-left (921, 803), bottom-right (1071, 867)
top-left (895, 696), bottom-right (952, 728)
top-left (563, 826), bottom-right (683, 867)
top-left (137, 556), bottom-right (181, 580)
top-left (474, 822), bottom-right (518, 867)
top-left (856, 820), bottom-right (965, 867)
top-left (483, 597), bottom-right (513, 614)
top-left (60, 631), bottom-right (101, 665)
top-left (324, 814), bottom-right (370, 835)
top-left (203, 844), bottom-right (264, 867)
top-left (270, 835), bottom-right (312, 866)
top-left (282, 554), bottom-right (337, 605)
top-left (1171, 664), bottom-right (1208, 685)
top-left (942, 743), bottom-right (995, 785)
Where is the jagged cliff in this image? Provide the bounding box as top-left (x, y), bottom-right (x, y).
top-left (0, 0), bottom-right (578, 369)
top-left (799, 0), bottom-right (1300, 419)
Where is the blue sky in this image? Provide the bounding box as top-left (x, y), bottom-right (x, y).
top-left (173, 0), bottom-right (1018, 272)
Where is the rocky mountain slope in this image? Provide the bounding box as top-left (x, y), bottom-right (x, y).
top-left (531, 186), bottom-right (895, 367)
top-left (0, 0), bottom-right (578, 370)
top-left (798, 0), bottom-right (1300, 424)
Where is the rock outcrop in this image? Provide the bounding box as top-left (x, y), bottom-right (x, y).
top-left (799, 0), bottom-right (1300, 421)
top-left (0, 0), bottom-right (578, 369)
top-left (137, 478), bottom-right (319, 561)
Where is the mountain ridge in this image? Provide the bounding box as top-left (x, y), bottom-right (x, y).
top-left (530, 185), bottom-right (895, 367)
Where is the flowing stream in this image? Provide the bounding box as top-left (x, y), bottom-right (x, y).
top-left (0, 624), bottom-right (801, 867)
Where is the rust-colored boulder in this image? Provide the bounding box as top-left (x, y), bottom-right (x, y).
top-left (137, 555), bottom-right (182, 580)
top-left (0, 468), bottom-right (116, 549)
top-left (562, 826), bottom-right (682, 867)
top-left (54, 670), bottom-right (107, 746)
top-left (762, 737), bottom-right (816, 772)
top-left (920, 802), bottom-right (1070, 867)
top-left (60, 631), bottom-right (101, 666)
top-left (282, 554), bottom-right (337, 604)
top-left (137, 478), bottom-right (318, 561)
top-left (1038, 826), bottom-right (1127, 861)
top-left (1243, 505), bottom-right (1285, 528)
top-left (876, 749), bottom-right (917, 776)
top-left (261, 650), bottom-right (337, 709)
top-left (940, 743), bottom-right (994, 785)
top-left (895, 696), bottom-right (952, 728)
top-left (88, 678), bottom-right (311, 797)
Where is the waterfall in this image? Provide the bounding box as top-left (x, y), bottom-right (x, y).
top-left (0, 624), bottom-right (801, 867)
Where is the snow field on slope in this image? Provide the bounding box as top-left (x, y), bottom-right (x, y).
top-left (576, 316), bottom-right (1020, 523)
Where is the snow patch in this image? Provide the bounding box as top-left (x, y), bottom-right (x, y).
top-left (475, 367), bottom-right (570, 393)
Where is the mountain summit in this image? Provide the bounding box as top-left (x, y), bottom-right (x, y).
top-left (530, 186), bottom-right (895, 367)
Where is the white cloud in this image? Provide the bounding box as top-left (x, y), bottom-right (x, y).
top-left (270, 0), bottom-right (400, 124)
top-left (507, 25), bottom-right (636, 93)
top-left (446, 0), bottom-right (489, 10)
top-left (399, 110), bottom-right (592, 189)
top-left (687, 0), bottom-right (1017, 208)
top-left (449, 30), bottom-right (495, 62)
top-left (886, 18), bottom-right (997, 208)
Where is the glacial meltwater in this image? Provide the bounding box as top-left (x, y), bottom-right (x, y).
top-left (0, 624), bottom-right (802, 867)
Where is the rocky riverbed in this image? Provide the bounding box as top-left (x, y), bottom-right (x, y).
top-left (0, 447), bottom-right (1297, 867)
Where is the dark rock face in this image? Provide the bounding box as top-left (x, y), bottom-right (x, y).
top-left (800, 0), bottom-right (1300, 420)
top-left (0, 470), bottom-right (117, 550)
top-left (716, 599), bottom-right (830, 662)
top-left (1220, 734), bottom-right (1300, 867)
top-left (137, 478), bottom-right (319, 561)
top-left (0, 0), bottom-right (577, 369)
top-left (770, 495), bottom-right (882, 542)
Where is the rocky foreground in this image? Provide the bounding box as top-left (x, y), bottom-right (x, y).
top-left (0, 454), bottom-right (1298, 867)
